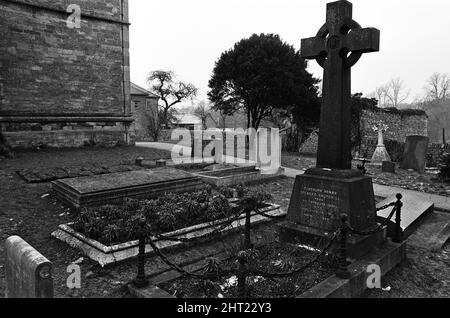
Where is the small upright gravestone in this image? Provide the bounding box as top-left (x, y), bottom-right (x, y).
top-left (400, 135), bottom-right (429, 173)
top-left (370, 121), bottom-right (391, 165)
top-left (382, 161), bottom-right (396, 173)
top-left (5, 236), bottom-right (54, 298)
top-left (156, 159), bottom-right (167, 167)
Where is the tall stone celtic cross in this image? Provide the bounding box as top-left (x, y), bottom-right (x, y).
top-left (301, 0), bottom-right (380, 170)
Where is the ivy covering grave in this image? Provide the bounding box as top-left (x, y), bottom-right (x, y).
top-left (72, 185), bottom-right (271, 246)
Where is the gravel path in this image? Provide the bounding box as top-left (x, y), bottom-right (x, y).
top-left (282, 153), bottom-right (450, 197)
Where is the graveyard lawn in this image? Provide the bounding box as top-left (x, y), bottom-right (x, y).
top-left (282, 153), bottom-right (450, 197)
top-left (0, 147), bottom-right (294, 298)
top-left (159, 242), bottom-right (336, 298)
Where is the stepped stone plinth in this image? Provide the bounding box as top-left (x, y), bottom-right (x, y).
top-left (52, 167), bottom-right (205, 209)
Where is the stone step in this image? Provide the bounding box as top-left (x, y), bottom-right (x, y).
top-left (299, 241), bottom-right (407, 298)
top-left (407, 211), bottom-right (450, 251)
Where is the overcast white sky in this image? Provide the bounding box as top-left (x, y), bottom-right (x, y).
top-left (129, 0), bottom-right (450, 106)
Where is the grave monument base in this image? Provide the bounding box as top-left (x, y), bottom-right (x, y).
top-left (279, 222), bottom-right (387, 260)
top-left (279, 168), bottom-right (383, 259)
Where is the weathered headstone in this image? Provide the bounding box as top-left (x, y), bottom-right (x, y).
top-left (280, 0), bottom-right (382, 257)
top-left (400, 135), bottom-right (429, 173)
top-left (156, 159), bottom-right (167, 167)
top-left (135, 157), bottom-right (145, 166)
top-left (382, 161), bottom-right (396, 173)
top-left (5, 236), bottom-right (54, 298)
top-left (370, 121), bottom-right (391, 165)
top-left (258, 128), bottom-right (282, 175)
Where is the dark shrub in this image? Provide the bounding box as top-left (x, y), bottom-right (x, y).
top-left (217, 185), bottom-right (236, 199)
top-left (439, 153), bottom-right (450, 183)
top-left (385, 140), bottom-right (405, 163)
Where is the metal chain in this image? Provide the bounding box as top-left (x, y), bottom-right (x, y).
top-left (376, 201), bottom-right (396, 212)
top-left (245, 229), bottom-right (340, 279)
top-left (146, 231), bottom-right (235, 279)
top-left (145, 226), bottom-right (341, 297)
top-left (154, 203), bottom-right (284, 244)
top-left (253, 208), bottom-right (285, 220)
top-left (154, 212), bottom-right (244, 243)
top-left (347, 204), bottom-right (397, 236)
top-left (138, 198), bottom-right (402, 297)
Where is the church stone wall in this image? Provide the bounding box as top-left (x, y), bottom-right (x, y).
top-left (0, 0), bottom-right (132, 148)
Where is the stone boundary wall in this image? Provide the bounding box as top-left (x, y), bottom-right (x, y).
top-left (427, 143), bottom-right (450, 166)
top-left (299, 108), bottom-right (428, 159)
top-left (359, 108), bottom-right (428, 154)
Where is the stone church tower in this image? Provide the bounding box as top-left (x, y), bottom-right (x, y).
top-left (0, 0), bottom-right (132, 148)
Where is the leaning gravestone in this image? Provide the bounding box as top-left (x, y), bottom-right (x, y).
top-left (280, 0), bottom-right (383, 258)
top-left (400, 135), bottom-right (429, 173)
top-left (5, 236), bottom-right (54, 298)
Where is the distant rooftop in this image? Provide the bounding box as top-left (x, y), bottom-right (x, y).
top-left (175, 113), bottom-right (202, 125)
top-left (130, 82), bottom-right (159, 98)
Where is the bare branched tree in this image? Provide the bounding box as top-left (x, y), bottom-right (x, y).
top-left (374, 85), bottom-right (389, 108)
top-left (193, 100), bottom-right (211, 130)
top-left (425, 72), bottom-right (450, 101)
top-left (147, 70), bottom-right (198, 128)
top-left (383, 78), bottom-right (410, 108)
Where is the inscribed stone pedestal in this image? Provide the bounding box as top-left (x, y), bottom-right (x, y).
top-left (287, 172), bottom-right (377, 232)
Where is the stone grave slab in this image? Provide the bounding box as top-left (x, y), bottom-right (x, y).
top-left (5, 236), bottom-right (54, 298)
top-left (194, 165), bottom-right (284, 187)
top-left (52, 203), bottom-right (284, 266)
top-left (52, 167), bottom-right (205, 209)
top-left (400, 135), bottom-right (429, 173)
top-left (377, 192), bottom-right (434, 239)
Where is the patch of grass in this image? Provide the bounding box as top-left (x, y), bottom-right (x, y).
top-left (159, 242), bottom-right (335, 298)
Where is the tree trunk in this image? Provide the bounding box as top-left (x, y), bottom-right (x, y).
top-left (162, 109), bottom-right (168, 128)
top-left (0, 132), bottom-right (12, 158)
